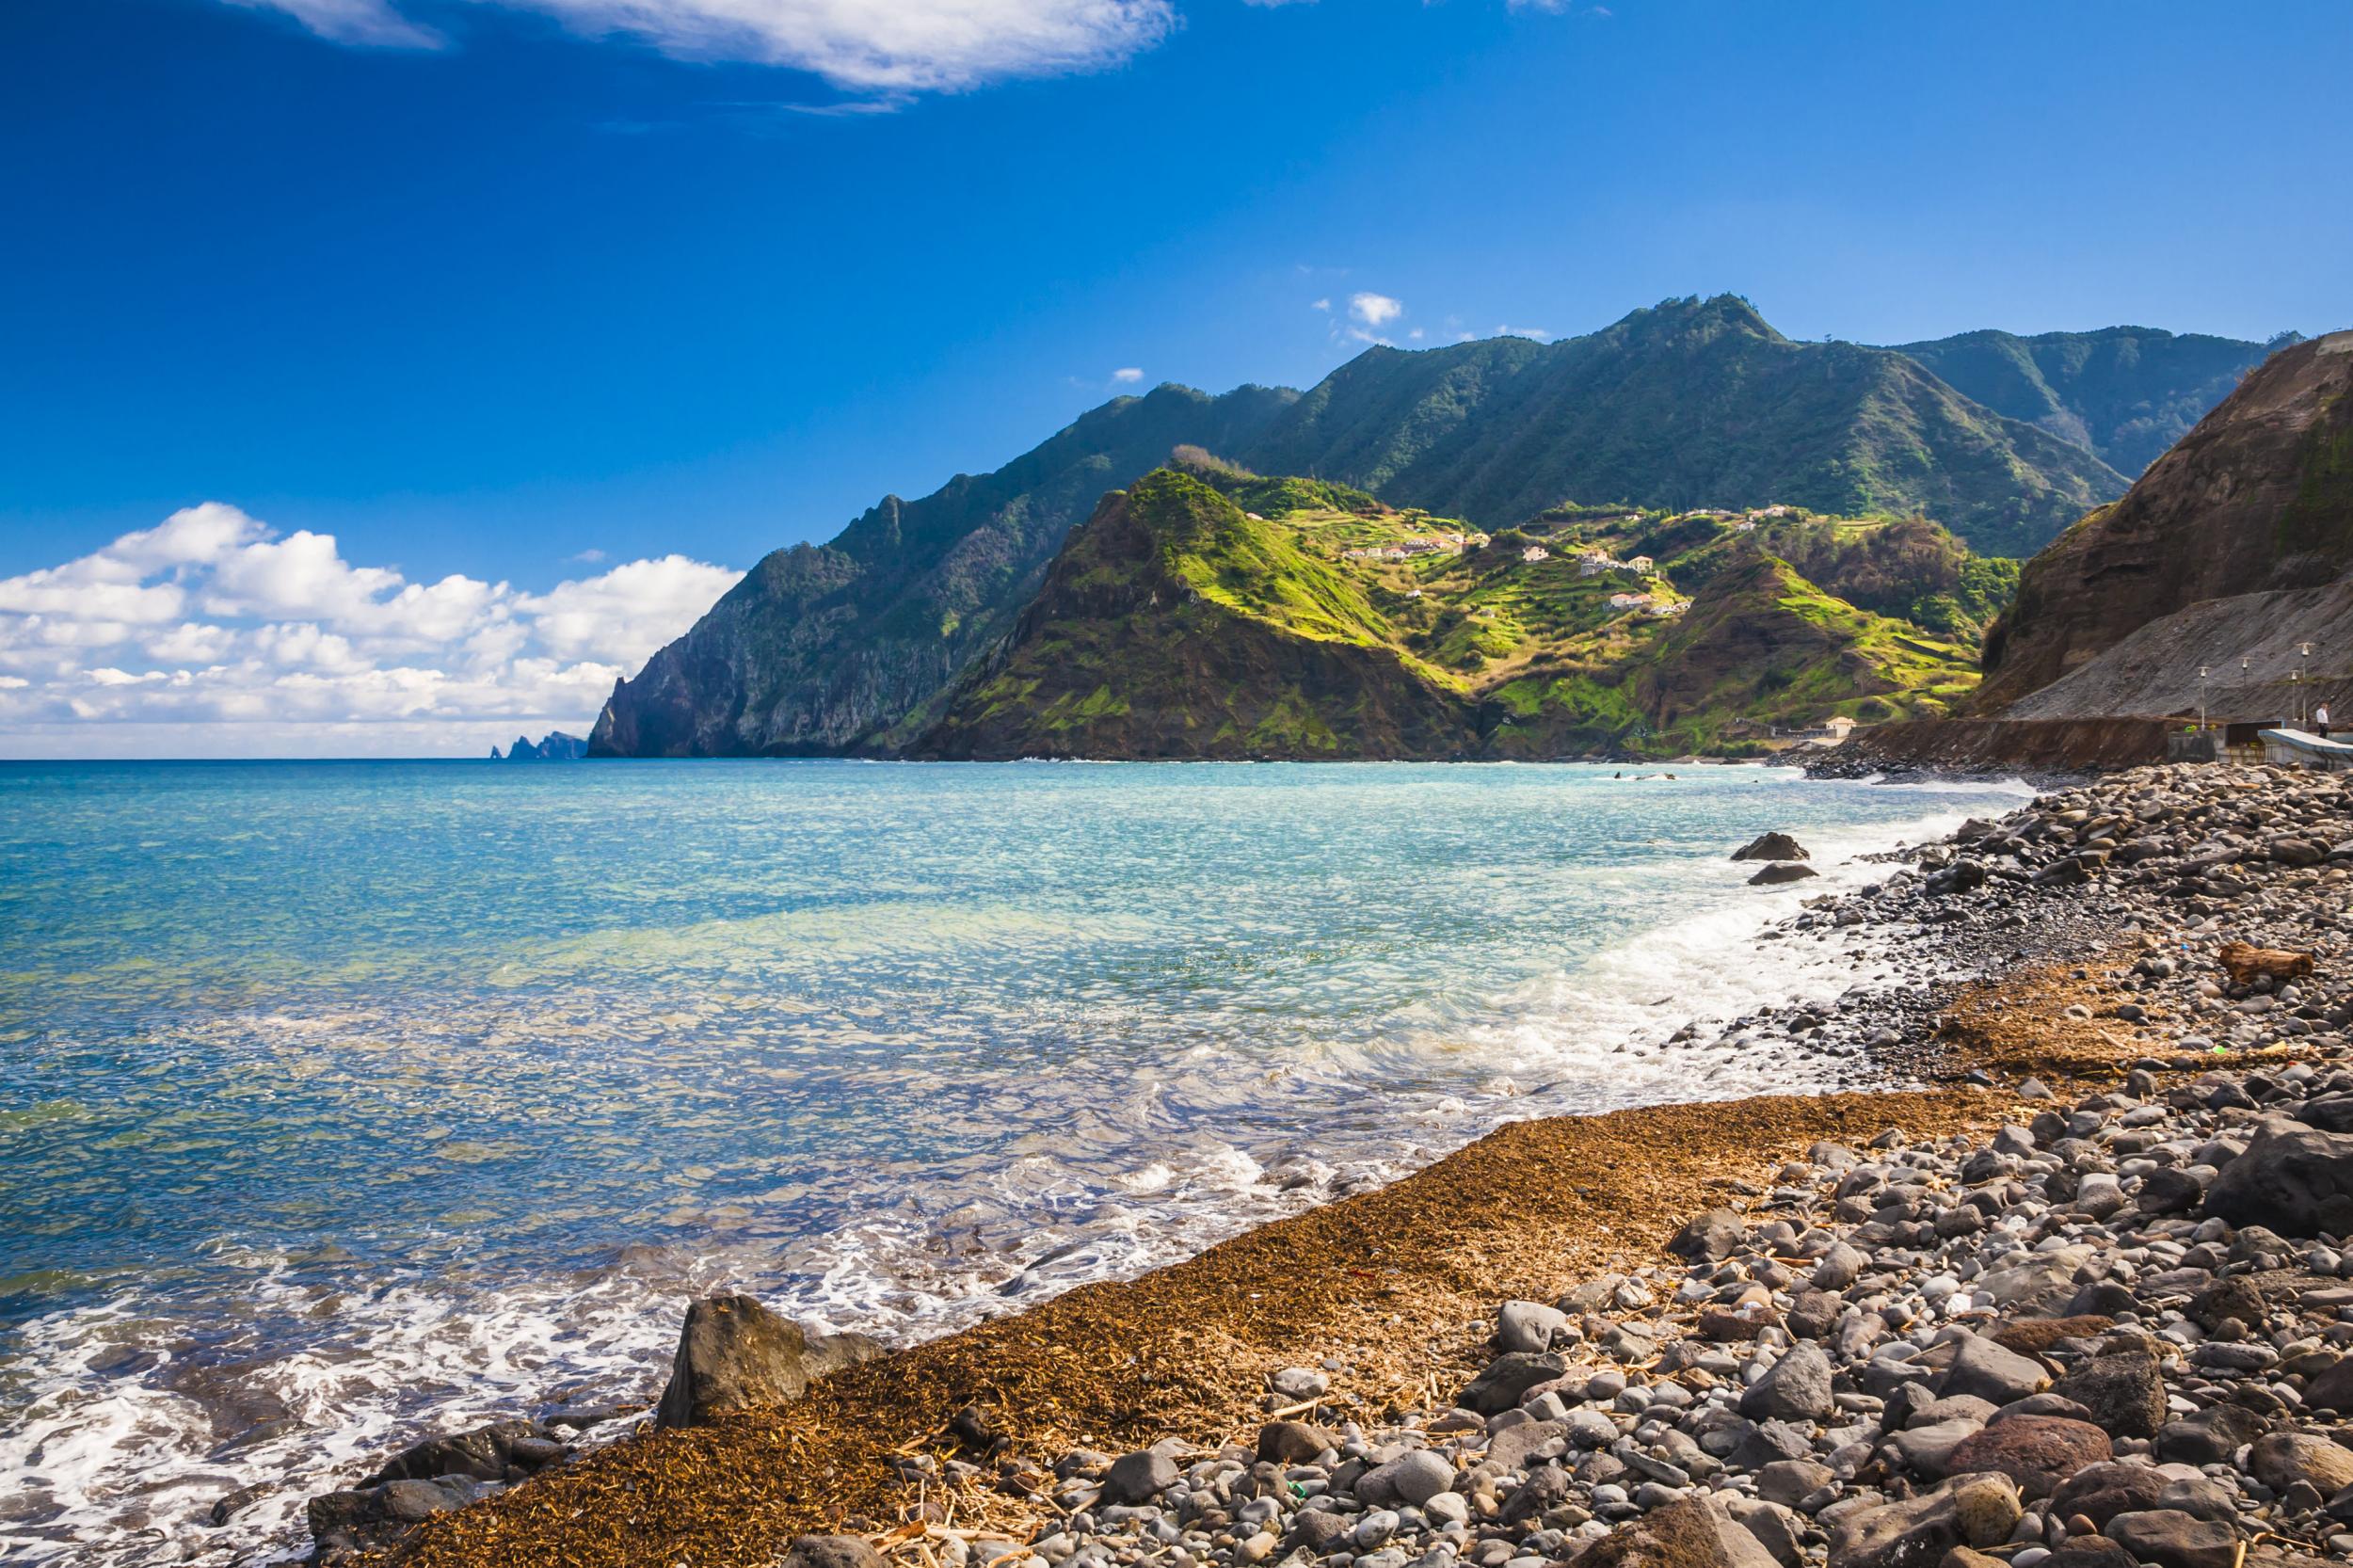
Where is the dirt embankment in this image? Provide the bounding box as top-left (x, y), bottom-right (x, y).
top-left (1838, 715), bottom-right (2175, 773)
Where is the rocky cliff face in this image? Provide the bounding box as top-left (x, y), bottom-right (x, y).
top-left (1977, 330), bottom-right (2353, 714)
top-left (588, 384), bottom-right (1296, 757)
top-left (1241, 296), bottom-right (2128, 557)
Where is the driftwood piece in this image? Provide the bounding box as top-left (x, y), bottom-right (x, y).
top-left (2218, 941), bottom-right (2314, 986)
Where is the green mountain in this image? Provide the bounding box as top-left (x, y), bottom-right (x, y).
top-left (1241, 295), bottom-right (2127, 558)
top-left (916, 469), bottom-right (1468, 760)
top-left (915, 463), bottom-right (1993, 760)
top-left (1889, 325), bottom-right (2282, 475)
top-left (591, 294), bottom-right (2155, 760)
top-left (587, 383), bottom-right (1294, 757)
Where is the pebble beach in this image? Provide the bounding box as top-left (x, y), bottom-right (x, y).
top-left (289, 763), bottom-right (2353, 1567)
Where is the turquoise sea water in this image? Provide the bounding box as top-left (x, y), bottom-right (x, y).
top-left (0, 759), bottom-right (2028, 1564)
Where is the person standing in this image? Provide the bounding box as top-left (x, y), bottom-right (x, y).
top-left (2317, 702), bottom-right (2332, 739)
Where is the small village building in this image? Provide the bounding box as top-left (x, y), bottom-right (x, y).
top-left (1626, 554), bottom-right (1655, 573)
top-left (1521, 545), bottom-right (1550, 563)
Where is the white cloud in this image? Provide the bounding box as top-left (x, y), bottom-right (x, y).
top-left (228, 0), bottom-right (1176, 93)
top-left (1310, 297), bottom-right (1331, 312)
top-left (515, 554), bottom-right (744, 664)
top-left (224, 0), bottom-right (444, 47)
top-left (0, 504), bottom-right (743, 758)
top-left (1349, 292), bottom-right (1403, 328)
top-left (1496, 324), bottom-right (1554, 341)
top-left (1111, 366), bottom-right (1144, 384)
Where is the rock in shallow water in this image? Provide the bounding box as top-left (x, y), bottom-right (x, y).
top-left (654, 1292), bottom-right (885, 1429)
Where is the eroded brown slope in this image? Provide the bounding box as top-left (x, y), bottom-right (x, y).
top-left (1976, 330), bottom-right (2353, 712)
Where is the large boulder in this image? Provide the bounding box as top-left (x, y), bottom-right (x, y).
top-left (1668, 1208), bottom-right (1749, 1262)
top-left (654, 1294), bottom-right (886, 1429)
top-left (1458, 1351), bottom-right (1566, 1414)
top-left (308, 1476), bottom-right (497, 1564)
top-left (1826, 1473), bottom-right (2023, 1568)
top-left (1567, 1496), bottom-right (1784, 1568)
top-left (2048, 1462), bottom-right (2169, 1528)
top-left (1257, 1420), bottom-right (1333, 1464)
top-left (2153, 1403), bottom-right (2271, 1464)
top-left (2105, 1511), bottom-right (2240, 1568)
top-left (1733, 834), bottom-right (1810, 863)
top-left (2249, 1432), bottom-right (2353, 1495)
top-left (1938, 1335), bottom-right (2051, 1405)
top-left (1099, 1448), bottom-right (1181, 1505)
top-left (2050, 1351), bottom-right (2167, 1439)
top-left (2203, 1119), bottom-right (2353, 1238)
top-left (2304, 1356), bottom-right (2353, 1414)
top-left (1749, 863), bottom-right (1819, 887)
top-left (1945, 1416), bottom-right (2112, 1499)
top-left (1739, 1342), bottom-right (1835, 1423)
top-left (1358, 1448), bottom-right (1455, 1509)
top-left (359, 1419), bottom-right (569, 1487)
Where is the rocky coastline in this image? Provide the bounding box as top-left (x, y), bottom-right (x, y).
top-left (308, 761), bottom-right (2353, 1568)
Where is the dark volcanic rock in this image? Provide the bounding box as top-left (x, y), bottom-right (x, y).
top-left (654, 1293), bottom-right (885, 1429)
top-left (309, 1476), bottom-right (496, 1564)
top-left (2050, 1351), bottom-right (2167, 1439)
top-left (1733, 833), bottom-right (1809, 863)
top-left (1748, 863), bottom-right (1820, 887)
top-left (2203, 1119), bottom-right (2353, 1238)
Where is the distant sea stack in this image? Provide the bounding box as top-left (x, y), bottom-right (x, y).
top-left (491, 731), bottom-right (588, 761)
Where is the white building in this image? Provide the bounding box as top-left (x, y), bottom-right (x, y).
top-left (1521, 545), bottom-right (1550, 563)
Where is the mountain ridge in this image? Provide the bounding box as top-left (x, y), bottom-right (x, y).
top-left (592, 296), bottom-right (2265, 760)
top-left (1240, 295), bottom-right (2128, 557)
top-left (1889, 324), bottom-right (2283, 475)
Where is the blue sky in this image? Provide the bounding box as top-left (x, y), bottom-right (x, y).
top-left (1, 0), bottom-right (2346, 755)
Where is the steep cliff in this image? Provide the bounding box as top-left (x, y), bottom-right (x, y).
top-left (1241, 296), bottom-right (2128, 557)
top-left (588, 383), bottom-right (1296, 757)
top-left (1976, 330), bottom-right (2353, 714)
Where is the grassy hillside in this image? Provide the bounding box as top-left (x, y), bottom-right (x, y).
top-left (1241, 296), bottom-right (2126, 558)
top-left (919, 462), bottom-right (1997, 760)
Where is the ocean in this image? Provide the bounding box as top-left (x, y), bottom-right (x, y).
top-left (0, 759), bottom-right (2030, 1564)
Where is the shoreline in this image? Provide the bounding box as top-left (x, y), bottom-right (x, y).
top-left (0, 764), bottom-right (2024, 1568)
top-left (369, 765), bottom-right (2297, 1568)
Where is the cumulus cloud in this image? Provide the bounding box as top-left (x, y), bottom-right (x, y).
top-left (228, 0), bottom-right (1176, 93)
top-left (1349, 292), bottom-right (1403, 328)
top-left (0, 504), bottom-right (743, 758)
top-left (1110, 366), bottom-right (1144, 384)
top-left (515, 554), bottom-right (744, 664)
